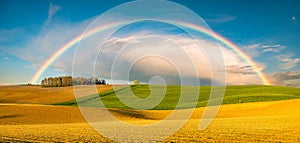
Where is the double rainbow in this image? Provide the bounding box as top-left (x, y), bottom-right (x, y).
top-left (30, 21), bottom-right (270, 85)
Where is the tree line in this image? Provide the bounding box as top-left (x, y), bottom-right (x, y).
top-left (41, 76), bottom-right (106, 87)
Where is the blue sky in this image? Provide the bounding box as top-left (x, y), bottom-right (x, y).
top-left (0, 0), bottom-right (299, 85)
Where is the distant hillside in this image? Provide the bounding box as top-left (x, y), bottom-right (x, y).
top-left (56, 85), bottom-right (300, 110)
top-left (0, 85), bottom-right (114, 104)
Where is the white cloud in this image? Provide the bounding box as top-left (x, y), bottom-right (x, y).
top-left (276, 54), bottom-right (300, 69)
top-left (241, 43), bottom-right (300, 71)
top-left (242, 44), bottom-right (287, 57)
top-left (271, 70), bottom-right (300, 80)
top-left (261, 44), bottom-right (286, 53)
top-left (247, 44), bottom-right (260, 49)
top-left (268, 70), bottom-right (300, 86)
top-left (47, 2), bottom-right (61, 23)
top-left (292, 16), bottom-right (296, 24)
top-left (94, 33), bottom-right (265, 85)
top-left (0, 52), bottom-right (10, 61)
top-left (242, 44), bottom-right (261, 57)
top-left (204, 15), bottom-right (237, 23)
top-left (6, 15), bottom-right (267, 85)
top-left (105, 36), bottom-right (138, 45)
top-left (5, 16), bottom-right (96, 79)
top-left (3, 57), bottom-right (9, 60)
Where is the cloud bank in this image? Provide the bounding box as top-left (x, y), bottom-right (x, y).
top-left (2, 4), bottom-right (270, 85)
top-left (242, 43), bottom-right (299, 70)
top-left (268, 70), bottom-right (300, 86)
top-left (276, 54), bottom-right (300, 70)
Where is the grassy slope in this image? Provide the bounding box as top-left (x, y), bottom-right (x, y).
top-left (56, 85), bottom-right (300, 110)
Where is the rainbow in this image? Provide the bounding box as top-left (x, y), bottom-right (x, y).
top-left (178, 22), bottom-right (270, 85)
top-left (30, 21), bottom-right (270, 85)
top-left (30, 22), bottom-right (124, 83)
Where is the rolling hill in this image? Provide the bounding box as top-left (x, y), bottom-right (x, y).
top-left (56, 85), bottom-right (300, 110)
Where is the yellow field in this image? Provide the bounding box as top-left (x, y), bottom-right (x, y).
top-left (0, 85), bottom-right (114, 104)
top-left (0, 85), bottom-right (300, 142)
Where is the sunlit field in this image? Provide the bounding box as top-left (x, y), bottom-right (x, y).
top-left (57, 85), bottom-right (300, 109)
top-left (0, 85), bottom-right (114, 104)
top-left (1, 85), bottom-right (300, 142)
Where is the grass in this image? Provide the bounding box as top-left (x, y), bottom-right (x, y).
top-left (55, 85), bottom-right (300, 110)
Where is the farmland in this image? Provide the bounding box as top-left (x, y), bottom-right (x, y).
top-left (0, 85), bottom-right (114, 104)
top-left (0, 85), bottom-right (300, 142)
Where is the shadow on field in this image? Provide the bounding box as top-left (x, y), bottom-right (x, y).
top-left (0, 114), bottom-right (22, 119)
top-left (108, 109), bottom-right (156, 120)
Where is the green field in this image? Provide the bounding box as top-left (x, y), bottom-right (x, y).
top-left (56, 85), bottom-right (300, 110)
